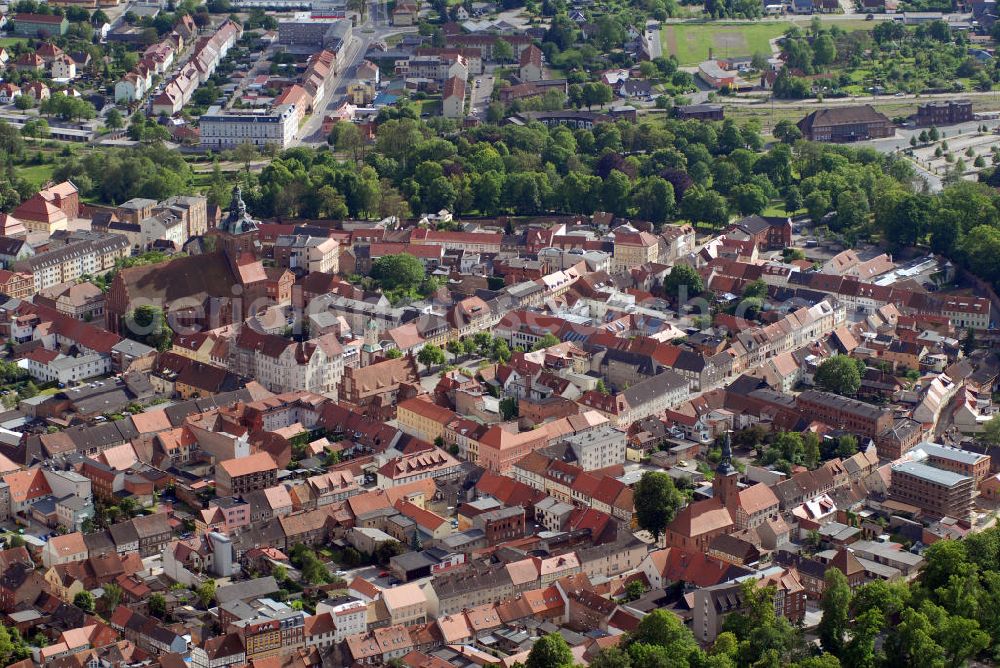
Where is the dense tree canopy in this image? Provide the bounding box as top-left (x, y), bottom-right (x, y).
top-left (526, 633), bottom-right (575, 668)
top-left (371, 253), bottom-right (425, 292)
top-left (814, 355), bottom-right (866, 396)
top-left (634, 471), bottom-right (684, 541)
top-left (53, 143), bottom-right (192, 205)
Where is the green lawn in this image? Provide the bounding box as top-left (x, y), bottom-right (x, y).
top-left (661, 19), bottom-right (876, 66)
top-left (419, 99), bottom-right (442, 115)
top-left (0, 37), bottom-right (27, 47)
top-left (16, 163), bottom-right (57, 189)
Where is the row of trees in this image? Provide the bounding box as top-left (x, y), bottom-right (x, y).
top-left (323, 109), bottom-right (892, 231)
top-left (39, 93), bottom-right (96, 122)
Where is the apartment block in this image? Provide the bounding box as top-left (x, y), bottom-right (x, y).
top-left (199, 104), bottom-right (298, 150)
top-left (14, 232), bottom-right (130, 292)
top-left (890, 461), bottom-right (974, 522)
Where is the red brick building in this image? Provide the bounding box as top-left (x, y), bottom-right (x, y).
top-left (472, 506), bottom-right (525, 546)
top-left (795, 390), bottom-right (894, 440)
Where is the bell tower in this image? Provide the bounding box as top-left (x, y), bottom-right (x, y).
top-left (215, 184), bottom-right (261, 266)
top-left (713, 430), bottom-right (739, 508)
top-left (361, 319), bottom-right (382, 366)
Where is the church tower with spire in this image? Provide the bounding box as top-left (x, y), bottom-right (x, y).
top-left (361, 318), bottom-right (382, 366)
top-left (713, 430), bottom-right (739, 509)
top-left (214, 184), bottom-right (261, 267)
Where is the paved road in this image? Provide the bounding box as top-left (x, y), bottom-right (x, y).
top-left (295, 33), bottom-right (369, 144)
top-left (470, 74), bottom-right (494, 119)
top-left (295, 16), bottom-right (416, 144)
top-left (646, 28), bottom-right (663, 60)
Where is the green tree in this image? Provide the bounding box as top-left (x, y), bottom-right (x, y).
top-left (623, 579), bottom-right (646, 601)
top-left (852, 579), bottom-right (910, 620)
top-left (21, 119), bottom-right (50, 138)
top-left (601, 170), bottom-right (632, 217)
top-left (125, 304), bottom-right (172, 351)
top-left (74, 591), bottom-right (95, 613)
top-left (884, 606), bottom-right (945, 667)
top-left (340, 547), bottom-right (363, 568)
top-left (774, 120), bottom-right (803, 145)
top-left (371, 253), bottom-right (425, 291)
top-left (743, 279), bottom-right (768, 300)
top-left (0, 624), bottom-right (30, 666)
top-left (814, 355), bottom-right (865, 396)
top-left (0, 120), bottom-right (24, 158)
top-left (302, 551), bottom-right (330, 584)
top-left (663, 264), bottom-right (704, 300)
top-left (374, 540), bottom-right (406, 565)
top-left (843, 608), bottom-right (884, 668)
top-left (231, 141), bottom-right (259, 174)
top-left (819, 569), bottom-right (851, 655)
top-left (532, 332), bottom-right (561, 351)
top-left (681, 186), bottom-right (730, 228)
top-left (836, 435), bottom-right (858, 459)
top-left (784, 186), bottom-right (803, 213)
top-left (732, 183), bottom-right (768, 216)
top-left (105, 108), bottom-right (123, 130)
top-left (631, 609), bottom-right (699, 655)
top-left (149, 593), bottom-right (167, 619)
top-left (812, 33), bottom-right (837, 67)
top-left (634, 471), bottom-right (684, 541)
top-left (581, 82), bottom-right (614, 109)
top-left (491, 338), bottom-right (511, 363)
top-left (102, 582), bottom-right (122, 611)
top-left (526, 633), bottom-right (575, 668)
top-left (417, 344), bottom-right (446, 370)
top-left (962, 327), bottom-right (977, 356)
top-left (938, 613), bottom-right (989, 668)
top-left (982, 414), bottom-right (1000, 445)
top-left (385, 348), bottom-right (403, 359)
top-left (722, 581), bottom-right (797, 665)
top-left (500, 396), bottom-right (519, 420)
top-left (196, 579), bottom-right (216, 607)
top-left (958, 225), bottom-right (1000, 285)
top-left (588, 646), bottom-right (632, 668)
top-left (632, 176), bottom-right (675, 225)
top-left (493, 38), bottom-right (514, 63)
top-left (805, 190), bottom-right (833, 224)
top-left (803, 432), bottom-right (821, 469)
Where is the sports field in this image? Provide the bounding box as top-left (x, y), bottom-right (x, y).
top-left (660, 20), bottom-right (876, 66)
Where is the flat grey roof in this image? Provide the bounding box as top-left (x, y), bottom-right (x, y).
top-left (915, 442), bottom-right (986, 466)
top-left (892, 461), bottom-right (971, 487)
